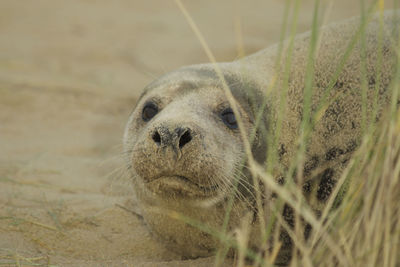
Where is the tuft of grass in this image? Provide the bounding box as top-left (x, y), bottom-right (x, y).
top-left (174, 0), bottom-right (400, 266)
top-left (0, 249), bottom-right (57, 267)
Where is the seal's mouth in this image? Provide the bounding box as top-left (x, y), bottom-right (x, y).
top-left (145, 175), bottom-right (218, 197)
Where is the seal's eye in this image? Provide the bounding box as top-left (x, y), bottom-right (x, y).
top-left (221, 108), bottom-right (238, 129)
top-left (142, 102), bottom-right (158, 122)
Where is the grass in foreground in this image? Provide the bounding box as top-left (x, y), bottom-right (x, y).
top-left (175, 0), bottom-right (400, 266)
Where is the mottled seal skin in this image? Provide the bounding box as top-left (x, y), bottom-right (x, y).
top-left (123, 11), bottom-right (399, 260)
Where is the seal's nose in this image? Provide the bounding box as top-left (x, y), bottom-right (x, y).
top-left (176, 127), bottom-right (192, 148)
top-left (152, 126), bottom-right (192, 149)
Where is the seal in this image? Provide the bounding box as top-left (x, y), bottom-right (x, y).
top-left (123, 11), bottom-right (399, 262)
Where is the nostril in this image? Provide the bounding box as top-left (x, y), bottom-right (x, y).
top-left (152, 131), bottom-right (161, 145)
top-left (179, 130), bottom-right (192, 149)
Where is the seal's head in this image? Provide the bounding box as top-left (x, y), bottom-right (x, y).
top-left (123, 65), bottom-right (268, 258)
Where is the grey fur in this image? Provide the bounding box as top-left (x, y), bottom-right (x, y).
top-left (123, 11), bottom-right (399, 262)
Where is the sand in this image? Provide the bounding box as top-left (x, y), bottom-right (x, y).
top-left (0, 1), bottom-right (394, 266)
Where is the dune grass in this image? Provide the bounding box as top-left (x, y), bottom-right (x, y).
top-left (0, 250), bottom-right (53, 267)
top-left (173, 0), bottom-right (400, 266)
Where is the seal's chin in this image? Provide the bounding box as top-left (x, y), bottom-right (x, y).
top-left (145, 175), bottom-right (217, 198)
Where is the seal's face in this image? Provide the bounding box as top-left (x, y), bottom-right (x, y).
top-left (126, 85), bottom-right (247, 199)
top-left (123, 67), bottom-right (264, 257)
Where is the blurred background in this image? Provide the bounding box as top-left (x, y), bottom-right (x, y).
top-left (0, 0), bottom-right (395, 265)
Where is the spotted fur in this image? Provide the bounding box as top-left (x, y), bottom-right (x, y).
top-left (123, 11), bottom-right (399, 263)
